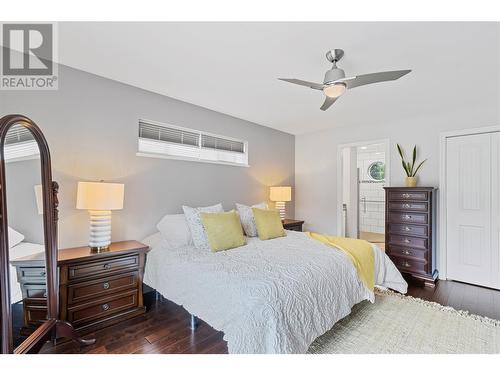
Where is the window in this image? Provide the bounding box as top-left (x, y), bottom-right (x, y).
top-left (367, 161), bottom-right (385, 181)
top-left (137, 120), bottom-right (248, 166)
top-left (4, 125), bottom-right (40, 162)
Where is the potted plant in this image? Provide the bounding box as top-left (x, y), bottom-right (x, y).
top-left (396, 144), bottom-right (427, 187)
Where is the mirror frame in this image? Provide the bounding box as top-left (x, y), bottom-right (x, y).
top-left (0, 114), bottom-right (92, 354)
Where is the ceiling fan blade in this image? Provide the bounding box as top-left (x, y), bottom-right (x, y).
top-left (340, 70), bottom-right (411, 90)
top-left (278, 78), bottom-right (324, 90)
top-left (320, 96), bottom-right (338, 111)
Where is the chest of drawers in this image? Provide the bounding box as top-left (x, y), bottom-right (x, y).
top-left (384, 187), bottom-right (438, 286)
top-left (12, 241), bottom-right (149, 335)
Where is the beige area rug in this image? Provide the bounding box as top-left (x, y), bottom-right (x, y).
top-left (308, 289), bottom-right (500, 354)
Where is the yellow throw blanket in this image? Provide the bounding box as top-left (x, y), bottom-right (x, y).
top-left (306, 232), bottom-right (375, 291)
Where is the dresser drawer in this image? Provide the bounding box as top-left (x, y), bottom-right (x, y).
top-left (24, 300), bottom-right (47, 326)
top-left (389, 223), bottom-right (428, 237)
top-left (17, 267), bottom-right (46, 282)
top-left (67, 290), bottom-right (138, 327)
top-left (388, 191), bottom-right (428, 201)
top-left (68, 255), bottom-right (139, 281)
top-left (389, 255), bottom-right (427, 274)
top-left (388, 234), bottom-right (428, 250)
top-left (388, 246), bottom-right (427, 261)
top-left (388, 211), bottom-right (428, 225)
top-left (388, 201), bottom-right (428, 212)
top-left (23, 283), bottom-right (47, 299)
top-left (68, 271), bottom-right (139, 305)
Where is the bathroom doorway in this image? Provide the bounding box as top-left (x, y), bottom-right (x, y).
top-left (337, 139), bottom-right (390, 250)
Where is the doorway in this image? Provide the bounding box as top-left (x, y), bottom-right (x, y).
top-left (337, 139), bottom-right (390, 250)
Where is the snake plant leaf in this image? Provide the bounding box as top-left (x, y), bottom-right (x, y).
top-left (412, 159), bottom-right (427, 177)
top-left (402, 160), bottom-right (409, 176)
top-left (397, 144), bottom-right (405, 161)
top-left (411, 146), bottom-right (417, 175)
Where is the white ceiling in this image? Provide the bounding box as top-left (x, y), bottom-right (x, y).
top-left (56, 22), bottom-right (499, 135)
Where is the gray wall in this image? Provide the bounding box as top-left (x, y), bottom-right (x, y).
top-left (0, 65), bottom-right (295, 248)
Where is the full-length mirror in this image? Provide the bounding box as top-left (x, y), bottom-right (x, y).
top-left (4, 125), bottom-right (46, 349)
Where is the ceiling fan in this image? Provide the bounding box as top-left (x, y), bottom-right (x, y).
top-left (279, 49), bottom-right (411, 111)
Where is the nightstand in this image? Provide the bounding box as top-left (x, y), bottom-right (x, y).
top-left (282, 219), bottom-right (304, 232)
top-left (12, 240), bottom-right (150, 335)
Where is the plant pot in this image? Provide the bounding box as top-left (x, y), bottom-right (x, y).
top-left (405, 176), bottom-right (417, 187)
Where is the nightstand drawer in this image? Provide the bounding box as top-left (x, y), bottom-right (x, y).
top-left (18, 267), bottom-right (46, 282)
top-left (67, 290), bottom-right (138, 327)
top-left (68, 255), bottom-right (139, 281)
top-left (285, 224), bottom-right (303, 232)
top-left (388, 246), bottom-right (427, 261)
top-left (68, 271), bottom-right (139, 305)
top-left (23, 283), bottom-right (47, 299)
top-left (24, 300), bottom-right (47, 326)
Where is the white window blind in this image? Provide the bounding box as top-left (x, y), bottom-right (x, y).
top-left (4, 125), bottom-right (40, 162)
top-left (138, 120), bottom-right (248, 166)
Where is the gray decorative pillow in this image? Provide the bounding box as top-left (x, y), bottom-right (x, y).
top-left (182, 203), bottom-right (224, 249)
top-left (236, 202), bottom-right (268, 237)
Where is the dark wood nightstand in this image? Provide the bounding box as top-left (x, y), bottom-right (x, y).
top-left (282, 219), bottom-right (304, 232)
top-left (12, 240), bottom-right (150, 335)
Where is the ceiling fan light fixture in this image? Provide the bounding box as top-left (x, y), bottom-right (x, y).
top-left (323, 83), bottom-right (347, 98)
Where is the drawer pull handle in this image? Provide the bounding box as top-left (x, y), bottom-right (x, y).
top-left (102, 303), bottom-right (110, 311)
top-left (404, 215), bottom-right (412, 220)
top-left (403, 203), bottom-right (410, 208)
top-left (43, 292), bottom-right (47, 298)
top-left (103, 282), bottom-right (110, 290)
top-left (40, 271), bottom-right (46, 277)
top-left (402, 193), bottom-right (410, 198)
top-left (103, 264), bottom-right (111, 270)
top-left (402, 261), bottom-right (411, 267)
top-left (404, 226), bottom-right (411, 231)
top-left (403, 249), bottom-right (412, 255)
top-left (404, 238), bottom-right (411, 244)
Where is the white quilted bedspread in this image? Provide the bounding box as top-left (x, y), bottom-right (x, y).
top-left (143, 230), bottom-right (407, 354)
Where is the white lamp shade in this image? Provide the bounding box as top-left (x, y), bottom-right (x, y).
top-left (270, 186), bottom-right (292, 202)
top-left (76, 182), bottom-right (124, 211)
top-left (34, 185), bottom-right (43, 215)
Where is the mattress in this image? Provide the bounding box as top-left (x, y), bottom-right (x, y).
top-left (143, 230), bottom-right (407, 354)
top-left (9, 242), bottom-right (45, 303)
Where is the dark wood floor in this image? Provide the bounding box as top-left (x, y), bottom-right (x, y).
top-left (40, 279), bottom-right (500, 354)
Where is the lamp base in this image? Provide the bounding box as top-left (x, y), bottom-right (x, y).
top-left (275, 201), bottom-right (286, 220)
top-left (90, 245), bottom-right (110, 253)
top-left (88, 210), bottom-right (112, 251)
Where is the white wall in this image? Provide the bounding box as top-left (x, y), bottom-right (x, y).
top-left (296, 103), bottom-right (500, 235)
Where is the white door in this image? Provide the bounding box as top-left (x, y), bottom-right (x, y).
top-left (446, 133), bottom-right (497, 288)
top-left (492, 133), bottom-right (500, 288)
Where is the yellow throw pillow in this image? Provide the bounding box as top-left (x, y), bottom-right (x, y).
top-left (200, 210), bottom-right (246, 252)
top-left (252, 207), bottom-right (286, 240)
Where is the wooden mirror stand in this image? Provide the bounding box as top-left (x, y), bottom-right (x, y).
top-left (0, 114), bottom-right (94, 354)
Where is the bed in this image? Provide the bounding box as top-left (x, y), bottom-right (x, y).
top-left (9, 242), bottom-right (45, 303)
top-left (143, 230), bottom-right (407, 354)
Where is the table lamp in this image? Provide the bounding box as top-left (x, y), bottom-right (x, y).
top-left (76, 181), bottom-right (124, 252)
top-left (270, 186), bottom-right (291, 220)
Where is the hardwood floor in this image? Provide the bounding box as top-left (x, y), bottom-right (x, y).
top-left (39, 279), bottom-right (500, 354)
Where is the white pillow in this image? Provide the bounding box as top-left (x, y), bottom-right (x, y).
top-left (8, 226), bottom-right (24, 248)
top-left (182, 204), bottom-right (224, 249)
top-left (156, 214), bottom-right (192, 249)
top-left (236, 202), bottom-right (268, 237)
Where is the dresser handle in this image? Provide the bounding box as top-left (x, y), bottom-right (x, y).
top-left (403, 249), bottom-right (412, 255)
top-left (103, 264), bottom-right (111, 270)
top-left (103, 282), bottom-right (110, 290)
top-left (404, 238), bottom-right (411, 244)
top-left (403, 203), bottom-right (410, 208)
top-left (404, 226), bottom-right (411, 231)
top-left (402, 261), bottom-right (411, 267)
top-left (43, 292), bottom-right (47, 298)
top-left (402, 193), bottom-right (410, 198)
top-left (102, 303), bottom-right (110, 311)
top-left (40, 271), bottom-right (46, 277)
top-left (404, 215), bottom-right (412, 220)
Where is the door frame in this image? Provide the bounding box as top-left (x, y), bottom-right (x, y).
top-left (439, 125), bottom-right (500, 280)
top-left (336, 138), bottom-right (391, 237)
